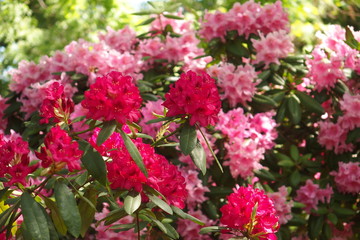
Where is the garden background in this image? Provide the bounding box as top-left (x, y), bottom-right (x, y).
top-left (0, 0), bottom-right (359, 239)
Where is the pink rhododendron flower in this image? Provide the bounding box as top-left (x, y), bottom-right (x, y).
top-left (90, 129), bottom-right (187, 209)
top-left (267, 186), bottom-right (293, 225)
top-left (220, 185), bottom-right (279, 239)
top-left (331, 222), bottom-right (354, 240)
top-left (163, 71), bottom-right (221, 127)
top-left (295, 179), bottom-right (333, 213)
top-left (199, 0), bottom-right (289, 41)
top-left (208, 63), bottom-right (259, 106)
top-left (177, 209), bottom-right (214, 240)
top-left (179, 168), bottom-right (209, 209)
top-left (252, 30), bottom-right (294, 67)
top-left (0, 96), bottom-right (8, 130)
top-left (0, 131), bottom-right (34, 186)
top-left (70, 103), bottom-right (91, 139)
top-left (81, 71), bottom-right (142, 124)
top-left (330, 162), bottom-right (360, 194)
top-left (99, 26), bottom-right (137, 53)
top-left (39, 81), bottom-right (75, 125)
top-left (217, 109), bottom-right (277, 179)
top-left (36, 126), bottom-right (83, 172)
top-left (339, 93), bottom-right (360, 130)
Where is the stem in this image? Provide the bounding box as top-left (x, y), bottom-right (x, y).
top-left (71, 122), bottom-right (103, 136)
top-left (33, 174), bottom-right (53, 196)
top-left (136, 212), bottom-right (140, 240)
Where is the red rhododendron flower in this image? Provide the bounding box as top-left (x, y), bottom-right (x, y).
top-left (89, 129), bottom-right (188, 209)
top-left (163, 70), bottom-right (221, 127)
top-left (36, 126), bottom-right (83, 172)
top-left (220, 185), bottom-right (279, 239)
top-left (81, 71), bottom-right (142, 124)
top-left (40, 81), bottom-right (74, 124)
top-left (0, 131), bottom-right (35, 186)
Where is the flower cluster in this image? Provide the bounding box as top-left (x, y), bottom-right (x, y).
top-left (39, 81), bottom-right (75, 125)
top-left (318, 92), bottom-right (360, 154)
top-left (330, 162), bottom-right (360, 194)
top-left (35, 126), bottom-right (83, 172)
top-left (199, 0), bottom-right (289, 41)
top-left (98, 26), bottom-right (137, 53)
top-left (0, 131), bottom-right (33, 186)
top-left (81, 71), bottom-right (142, 124)
top-left (220, 185), bottom-right (279, 239)
top-left (294, 179), bottom-right (333, 213)
top-left (163, 71), bottom-right (221, 127)
top-left (267, 186), bottom-right (293, 225)
top-left (252, 30), bottom-right (294, 67)
top-left (208, 63), bottom-right (259, 106)
top-left (217, 108), bottom-right (277, 179)
top-left (90, 129), bottom-right (188, 209)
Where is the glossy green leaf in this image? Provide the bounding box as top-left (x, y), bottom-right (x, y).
top-left (345, 26), bottom-right (360, 50)
top-left (200, 226), bottom-right (226, 234)
top-left (162, 222), bottom-right (180, 239)
top-left (43, 197), bottom-right (67, 236)
top-left (96, 120), bottom-right (117, 146)
top-left (190, 142), bottom-right (206, 175)
top-left (80, 141), bottom-right (107, 186)
top-left (278, 160), bottom-right (295, 167)
top-left (120, 129), bottom-right (148, 177)
top-left (21, 192), bottom-right (50, 240)
top-left (78, 188), bottom-right (97, 237)
top-left (308, 215), bottom-right (324, 239)
top-left (327, 213), bottom-right (338, 225)
top-left (290, 145), bottom-right (299, 161)
top-left (180, 123), bottom-right (197, 156)
top-left (253, 94), bottom-right (277, 106)
top-left (346, 127), bottom-right (360, 143)
top-left (124, 193), bottom-right (141, 215)
top-left (290, 170), bottom-right (301, 186)
top-left (54, 182), bottom-right (82, 237)
top-left (147, 194), bottom-right (173, 215)
top-left (103, 208), bottom-right (128, 226)
top-left (272, 73), bottom-right (285, 85)
top-left (295, 91), bottom-right (324, 114)
top-left (137, 17), bottom-right (156, 26)
top-left (258, 70), bottom-right (271, 81)
top-left (333, 206), bottom-right (356, 216)
top-left (276, 99), bottom-right (287, 123)
top-left (287, 95), bottom-right (301, 124)
top-left (254, 169), bottom-right (276, 181)
top-left (163, 14), bottom-right (183, 20)
top-left (171, 206), bottom-right (204, 225)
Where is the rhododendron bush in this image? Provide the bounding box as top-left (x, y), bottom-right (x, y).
top-left (0, 1), bottom-right (359, 239)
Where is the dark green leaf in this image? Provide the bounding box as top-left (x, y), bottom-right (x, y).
top-left (254, 169), bottom-right (276, 181)
top-left (78, 188), bottom-right (97, 237)
top-left (308, 215), bottom-right (324, 239)
top-left (146, 116), bottom-right (174, 124)
top-left (276, 99), bottom-right (287, 123)
top-left (80, 141), bottom-right (107, 186)
top-left (137, 17), bottom-right (156, 26)
top-left (162, 222), bottom-right (180, 239)
top-left (132, 11), bottom-right (154, 15)
top-left (171, 206), bottom-right (204, 225)
top-left (200, 226), bottom-right (226, 234)
top-left (96, 120), bottom-right (117, 146)
top-left (290, 170), bottom-right (301, 187)
top-left (147, 194), bottom-right (173, 215)
top-left (124, 193), bottom-right (141, 215)
top-left (287, 95), bottom-right (301, 124)
top-left (103, 208), bottom-right (128, 226)
top-left (190, 142), bottom-right (206, 175)
top-left (54, 182), bottom-right (82, 237)
top-left (332, 206), bottom-right (356, 216)
top-left (21, 192), bottom-right (50, 240)
top-left (180, 123), bottom-right (197, 156)
top-left (258, 70), bottom-right (271, 81)
top-left (120, 129), bottom-right (148, 177)
top-left (272, 73), bottom-right (285, 85)
top-left (295, 91), bottom-right (324, 114)
top-left (163, 14), bottom-right (183, 20)
top-left (327, 213), bottom-right (338, 225)
top-left (43, 197), bottom-right (67, 236)
top-left (345, 26), bottom-right (360, 50)
top-left (252, 94), bottom-right (277, 106)
top-left (290, 145), bottom-right (299, 161)
top-left (346, 127), bottom-right (360, 143)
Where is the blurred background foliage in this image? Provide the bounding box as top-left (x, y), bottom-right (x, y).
top-left (1, 0), bottom-right (360, 93)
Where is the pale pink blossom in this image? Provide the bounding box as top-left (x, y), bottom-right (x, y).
top-left (330, 162), bottom-right (360, 194)
top-left (295, 179), bottom-right (333, 213)
top-left (267, 186), bottom-right (293, 225)
top-left (99, 26), bottom-right (137, 53)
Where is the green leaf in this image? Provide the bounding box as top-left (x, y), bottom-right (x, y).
top-left (80, 141), bottom-right (107, 186)
top-left (120, 129), bottom-right (148, 177)
top-left (287, 94), bottom-right (301, 124)
top-left (346, 127), bottom-right (360, 143)
top-left (276, 99), bottom-right (287, 123)
top-left (171, 206), bottom-right (205, 225)
top-left (308, 215), bottom-right (324, 239)
top-left (96, 120), bottom-right (117, 146)
top-left (21, 192), bottom-right (50, 240)
top-left (272, 73), bottom-right (285, 85)
top-left (345, 26), bottom-right (360, 50)
top-left (78, 188), bottom-right (97, 237)
top-left (163, 14), bottom-right (183, 20)
top-left (124, 192), bottom-right (141, 215)
top-left (258, 70), bottom-right (271, 81)
top-left (226, 40), bottom-right (249, 58)
top-left (332, 206), bottom-right (356, 216)
top-left (295, 91), bottom-right (324, 114)
top-left (278, 160), bottom-right (295, 167)
top-left (0, 201), bottom-right (19, 230)
top-left (200, 226), bottom-right (226, 234)
top-left (190, 142), bottom-right (206, 175)
top-left (103, 208), bottom-right (128, 226)
top-left (162, 222), bottom-right (180, 239)
top-left (327, 213), bottom-right (338, 225)
top-left (252, 94), bottom-right (277, 106)
top-left (132, 11), bottom-right (154, 15)
top-left (147, 194), bottom-right (173, 215)
top-left (43, 197), bottom-right (67, 236)
top-left (254, 169), bottom-right (276, 181)
top-left (290, 170), bottom-right (301, 187)
top-left (54, 182), bottom-right (82, 237)
top-left (137, 17), bottom-right (156, 26)
top-left (180, 123), bottom-right (197, 156)
top-left (290, 145), bottom-right (299, 161)
top-left (146, 116), bottom-right (174, 124)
